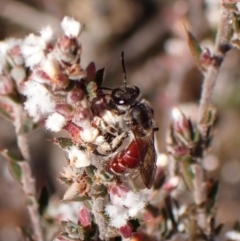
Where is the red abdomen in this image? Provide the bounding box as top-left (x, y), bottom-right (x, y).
top-left (107, 140), bottom-right (146, 174)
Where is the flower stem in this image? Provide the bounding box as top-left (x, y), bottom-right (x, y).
top-left (13, 103), bottom-right (43, 241)
top-left (198, 3), bottom-right (232, 135)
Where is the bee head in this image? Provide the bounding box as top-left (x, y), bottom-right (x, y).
top-left (110, 86), bottom-right (140, 106)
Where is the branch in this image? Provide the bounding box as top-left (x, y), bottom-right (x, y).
top-left (197, 3), bottom-right (232, 134)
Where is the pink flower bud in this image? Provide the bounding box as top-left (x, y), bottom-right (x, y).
top-left (57, 35), bottom-right (73, 53)
top-left (108, 184), bottom-right (129, 205)
top-left (171, 107), bottom-right (192, 142)
top-left (9, 45), bottom-right (24, 66)
top-left (67, 87), bottom-right (85, 104)
top-left (35, 69), bottom-right (52, 83)
top-left (117, 223), bottom-right (132, 239)
top-left (91, 96), bottom-right (108, 115)
top-left (173, 146), bottom-right (189, 157)
top-left (162, 176), bottom-right (180, 192)
top-left (200, 47), bottom-right (212, 67)
top-left (55, 104), bottom-right (74, 119)
top-left (63, 121), bottom-right (82, 141)
top-left (56, 35), bottom-right (81, 64)
top-left (78, 207), bottom-right (91, 227)
top-left (72, 107), bottom-right (90, 126)
top-left (66, 63), bottom-right (86, 80)
top-left (0, 76), bottom-right (14, 95)
top-left (172, 108), bottom-right (189, 134)
top-left (53, 73), bottom-right (69, 90)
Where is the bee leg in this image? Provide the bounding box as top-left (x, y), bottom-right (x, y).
top-left (109, 132), bottom-right (128, 152)
top-left (94, 132), bottom-right (128, 156)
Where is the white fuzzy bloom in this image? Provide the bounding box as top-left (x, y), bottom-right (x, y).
top-left (105, 189), bottom-right (149, 228)
top-left (226, 231), bottom-right (240, 241)
top-left (47, 201), bottom-right (81, 223)
top-left (23, 80), bottom-right (55, 117)
top-left (61, 16), bottom-right (83, 38)
top-left (80, 127), bottom-right (99, 143)
top-left (4, 38), bottom-right (22, 50)
top-left (45, 113), bottom-right (67, 132)
top-left (68, 146), bottom-right (91, 168)
top-left (21, 34), bottom-right (47, 68)
top-left (40, 26), bottom-right (54, 43)
top-left (105, 205), bottom-right (129, 228)
top-left (123, 191), bottom-right (147, 217)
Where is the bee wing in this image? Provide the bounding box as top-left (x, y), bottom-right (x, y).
top-left (133, 130), bottom-right (157, 189)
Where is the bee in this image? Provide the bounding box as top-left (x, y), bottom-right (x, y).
top-left (102, 52), bottom-right (158, 189)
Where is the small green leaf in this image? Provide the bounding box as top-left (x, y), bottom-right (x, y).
top-left (0, 104), bottom-right (13, 121)
top-left (181, 162), bottom-right (194, 191)
top-left (69, 196), bottom-right (89, 202)
top-left (85, 166), bottom-right (96, 178)
top-left (185, 27), bottom-right (203, 70)
top-left (0, 149), bottom-right (23, 183)
top-left (53, 138), bottom-right (74, 150)
top-left (199, 106), bottom-right (217, 126)
top-left (86, 81), bottom-right (97, 99)
top-left (91, 184), bottom-right (107, 197)
top-left (19, 118), bottom-right (36, 134)
top-left (7, 158), bottom-right (22, 183)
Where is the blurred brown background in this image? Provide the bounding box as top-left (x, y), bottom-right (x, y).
top-left (0, 0), bottom-right (240, 240)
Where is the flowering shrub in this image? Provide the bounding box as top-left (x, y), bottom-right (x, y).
top-left (1, 1), bottom-right (240, 241)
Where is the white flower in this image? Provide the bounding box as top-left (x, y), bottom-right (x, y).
top-left (226, 231), bottom-right (240, 241)
top-left (23, 80), bottom-right (55, 117)
top-left (47, 201), bottom-right (81, 223)
top-left (80, 126), bottom-right (99, 143)
top-left (123, 191), bottom-right (148, 217)
top-left (40, 26), bottom-right (54, 43)
top-left (67, 146), bottom-right (91, 168)
top-left (105, 205), bottom-right (128, 228)
top-left (45, 113), bottom-right (66, 132)
top-left (21, 34), bottom-right (47, 68)
top-left (105, 188), bottom-right (149, 228)
top-left (5, 38), bottom-right (22, 50)
top-left (61, 16), bottom-right (83, 38)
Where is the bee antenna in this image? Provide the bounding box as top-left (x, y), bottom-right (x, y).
top-left (121, 51), bottom-right (127, 88)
